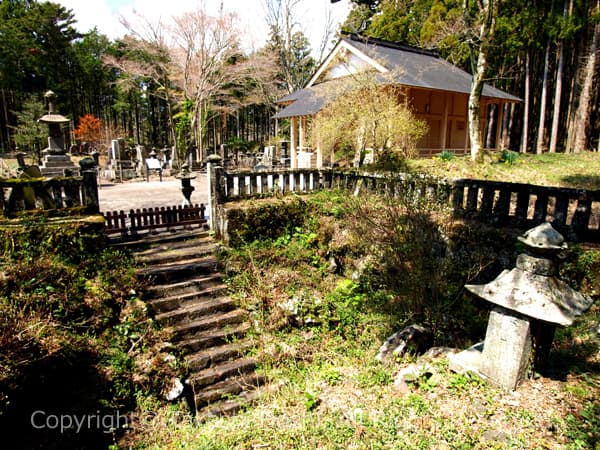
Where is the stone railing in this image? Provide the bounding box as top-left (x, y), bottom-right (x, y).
top-left (451, 179), bottom-right (599, 241)
top-left (208, 164), bottom-right (600, 243)
top-left (0, 168), bottom-right (99, 217)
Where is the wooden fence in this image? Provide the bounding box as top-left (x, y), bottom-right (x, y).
top-left (211, 166), bottom-right (600, 242)
top-left (102, 204), bottom-right (207, 238)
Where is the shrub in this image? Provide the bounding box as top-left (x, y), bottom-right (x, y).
top-left (437, 150), bottom-right (455, 162)
top-left (498, 149), bottom-right (519, 165)
top-left (0, 217), bottom-right (174, 447)
top-left (226, 197), bottom-right (309, 247)
top-left (344, 188), bottom-right (513, 344)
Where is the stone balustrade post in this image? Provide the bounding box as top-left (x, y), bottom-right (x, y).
top-left (207, 154), bottom-right (223, 231)
top-left (79, 157), bottom-right (99, 213)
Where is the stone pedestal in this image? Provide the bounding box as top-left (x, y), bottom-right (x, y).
top-left (479, 307), bottom-right (532, 390)
top-left (41, 154), bottom-right (78, 177)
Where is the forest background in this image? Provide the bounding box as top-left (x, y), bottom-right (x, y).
top-left (1, 0), bottom-right (599, 163)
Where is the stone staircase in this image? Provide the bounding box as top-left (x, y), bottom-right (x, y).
top-left (115, 229), bottom-right (263, 419)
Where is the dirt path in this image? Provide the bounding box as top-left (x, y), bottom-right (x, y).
top-left (98, 174), bottom-right (209, 213)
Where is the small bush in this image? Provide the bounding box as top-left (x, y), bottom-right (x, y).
top-left (0, 217), bottom-right (174, 447)
top-left (560, 245), bottom-right (600, 297)
top-left (437, 150), bottom-right (455, 161)
top-left (364, 150), bottom-right (410, 173)
top-left (227, 197), bottom-right (308, 247)
top-left (498, 149), bottom-right (519, 165)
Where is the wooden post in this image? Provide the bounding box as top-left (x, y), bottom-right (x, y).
top-left (316, 122), bottom-right (323, 168)
top-left (290, 117), bottom-right (297, 169)
top-left (440, 94), bottom-right (449, 150)
top-left (299, 116), bottom-right (305, 149)
top-left (496, 102), bottom-right (505, 150)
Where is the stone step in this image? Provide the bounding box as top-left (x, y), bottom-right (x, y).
top-left (176, 322), bottom-right (251, 353)
top-left (155, 295), bottom-right (237, 325)
top-left (116, 229), bottom-right (263, 420)
top-left (136, 239), bottom-right (217, 265)
top-left (146, 273), bottom-right (225, 300)
top-left (134, 233), bottom-right (213, 253)
top-left (111, 229), bottom-right (210, 250)
top-left (194, 372), bottom-right (266, 408)
top-left (148, 284), bottom-right (228, 314)
top-left (171, 309), bottom-right (247, 340)
top-left (185, 341), bottom-right (253, 372)
top-left (43, 160), bottom-right (77, 168)
top-left (196, 389), bottom-right (264, 422)
top-left (190, 357), bottom-right (257, 390)
top-left (137, 257), bottom-right (218, 284)
top-left (41, 168), bottom-right (76, 177)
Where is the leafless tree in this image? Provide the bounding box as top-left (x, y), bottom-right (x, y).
top-left (170, 5), bottom-right (280, 159)
top-left (103, 11), bottom-right (178, 152)
top-left (169, 7), bottom-right (241, 160)
top-left (263, 0), bottom-right (316, 93)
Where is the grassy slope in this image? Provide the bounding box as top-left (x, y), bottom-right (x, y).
top-left (409, 151), bottom-right (600, 190)
top-left (122, 185), bottom-right (600, 450)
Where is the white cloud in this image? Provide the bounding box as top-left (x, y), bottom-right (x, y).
top-left (55, 0), bottom-right (351, 56)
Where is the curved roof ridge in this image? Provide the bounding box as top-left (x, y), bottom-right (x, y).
top-left (341, 31), bottom-right (439, 58)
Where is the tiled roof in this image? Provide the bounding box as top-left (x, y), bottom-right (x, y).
top-left (274, 36), bottom-right (520, 119)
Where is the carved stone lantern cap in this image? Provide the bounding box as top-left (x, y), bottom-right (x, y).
top-left (176, 162), bottom-right (196, 180)
top-left (38, 90), bottom-right (69, 124)
top-left (465, 223), bottom-right (593, 327)
top-left (518, 222), bottom-right (568, 253)
top-left (206, 154), bottom-right (222, 163)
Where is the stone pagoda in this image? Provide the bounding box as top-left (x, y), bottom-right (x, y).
top-left (38, 90), bottom-right (77, 177)
top-left (449, 222), bottom-right (593, 390)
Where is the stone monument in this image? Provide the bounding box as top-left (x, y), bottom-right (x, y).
top-left (175, 162), bottom-right (196, 206)
top-left (449, 222), bottom-right (594, 390)
top-left (38, 90), bottom-right (78, 177)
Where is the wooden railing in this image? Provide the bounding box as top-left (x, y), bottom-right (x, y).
top-left (210, 166), bottom-right (600, 242)
top-left (0, 169), bottom-right (99, 217)
top-left (102, 204), bottom-right (207, 238)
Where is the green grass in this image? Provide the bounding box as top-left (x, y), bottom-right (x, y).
top-left (119, 190), bottom-right (600, 449)
top-left (410, 151), bottom-right (600, 190)
top-left (123, 314), bottom-right (600, 449)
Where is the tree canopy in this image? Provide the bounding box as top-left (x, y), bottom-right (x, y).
top-left (342, 0), bottom-right (600, 154)
top-left (0, 0), bottom-right (598, 158)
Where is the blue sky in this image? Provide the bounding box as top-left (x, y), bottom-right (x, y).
top-left (55, 0), bottom-right (351, 55)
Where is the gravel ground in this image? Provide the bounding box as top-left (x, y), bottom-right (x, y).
top-left (98, 173), bottom-right (209, 213)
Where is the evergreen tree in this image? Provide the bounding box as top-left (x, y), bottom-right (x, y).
top-left (263, 0), bottom-right (316, 93)
top-left (10, 94), bottom-right (46, 161)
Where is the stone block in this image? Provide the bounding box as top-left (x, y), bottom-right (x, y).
top-left (448, 342), bottom-right (484, 375)
top-left (480, 307), bottom-right (532, 390)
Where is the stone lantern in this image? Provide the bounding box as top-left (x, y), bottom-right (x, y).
top-left (38, 90), bottom-right (77, 177)
top-left (449, 222), bottom-right (593, 390)
top-left (175, 162), bottom-right (196, 206)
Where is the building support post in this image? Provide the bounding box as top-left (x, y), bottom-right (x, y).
top-left (316, 122), bottom-right (323, 168)
top-left (299, 116), bottom-right (305, 149)
top-left (290, 116), bottom-right (297, 169)
top-left (496, 102), bottom-right (505, 150)
top-left (440, 95), bottom-right (449, 151)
